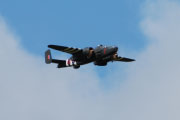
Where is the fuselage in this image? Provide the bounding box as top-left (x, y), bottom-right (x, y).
top-left (70, 45), bottom-right (118, 66)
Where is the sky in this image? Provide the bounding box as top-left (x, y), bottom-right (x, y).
top-left (0, 0), bottom-right (145, 54)
top-left (0, 0), bottom-right (180, 120)
top-left (0, 0), bottom-right (146, 86)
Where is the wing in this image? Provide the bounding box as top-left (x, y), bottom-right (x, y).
top-left (48, 45), bottom-right (82, 55)
top-left (114, 56), bottom-right (135, 62)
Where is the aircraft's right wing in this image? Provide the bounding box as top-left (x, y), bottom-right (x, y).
top-left (48, 45), bottom-right (82, 55)
top-left (114, 56), bottom-right (135, 62)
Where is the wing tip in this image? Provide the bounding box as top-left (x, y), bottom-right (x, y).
top-left (48, 45), bottom-right (54, 48)
top-left (130, 59), bottom-right (136, 62)
top-left (125, 58), bottom-right (136, 62)
top-left (116, 57), bottom-right (136, 62)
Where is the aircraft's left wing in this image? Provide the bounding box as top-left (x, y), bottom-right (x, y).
top-left (48, 45), bottom-right (82, 55)
top-left (114, 56), bottom-right (135, 62)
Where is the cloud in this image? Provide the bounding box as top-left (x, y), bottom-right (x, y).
top-left (121, 0), bottom-right (180, 119)
top-left (0, 17), bottom-right (103, 120)
top-left (1, 0), bottom-right (180, 120)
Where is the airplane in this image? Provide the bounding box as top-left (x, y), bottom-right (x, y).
top-left (45, 45), bottom-right (135, 69)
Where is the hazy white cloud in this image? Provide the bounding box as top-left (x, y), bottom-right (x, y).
top-left (1, 0), bottom-right (180, 120)
top-left (0, 17), bottom-right (103, 120)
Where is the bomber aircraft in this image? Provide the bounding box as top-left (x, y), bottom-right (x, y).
top-left (45, 45), bottom-right (135, 69)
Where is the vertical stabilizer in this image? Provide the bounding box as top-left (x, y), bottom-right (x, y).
top-left (45, 49), bottom-right (52, 64)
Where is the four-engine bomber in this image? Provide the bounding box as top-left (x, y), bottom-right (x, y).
top-left (45, 45), bottom-right (135, 69)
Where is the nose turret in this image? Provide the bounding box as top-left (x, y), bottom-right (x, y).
top-left (113, 46), bottom-right (118, 52)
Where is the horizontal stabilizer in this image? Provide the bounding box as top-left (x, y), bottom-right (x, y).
top-left (55, 60), bottom-right (67, 68)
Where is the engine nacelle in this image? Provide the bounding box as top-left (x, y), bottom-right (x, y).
top-left (94, 61), bottom-right (107, 66)
top-left (83, 47), bottom-right (94, 58)
top-left (94, 46), bottom-right (104, 59)
top-left (102, 53), bottom-right (118, 61)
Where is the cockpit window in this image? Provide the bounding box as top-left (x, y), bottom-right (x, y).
top-left (95, 44), bottom-right (104, 50)
top-left (97, 44), bottom-right (103, 47)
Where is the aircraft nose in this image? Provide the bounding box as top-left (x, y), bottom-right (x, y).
top-left (114, 46), bottom-right (118, 52)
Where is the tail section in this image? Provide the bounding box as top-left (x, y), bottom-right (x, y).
top-left (56, 60), bottom-right (67, 68)
top-left (45, 49), bottom-right (79, 68)
top-left (57, 59), bottom-right (79, 68)
top-left (45, 49), bottom-right (52, 64)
